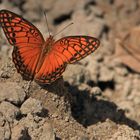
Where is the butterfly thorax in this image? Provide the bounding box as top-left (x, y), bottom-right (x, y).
top-left (35, 35), bottom-right (55, 73)
top-left (43, 35), bottom-right (55, 54)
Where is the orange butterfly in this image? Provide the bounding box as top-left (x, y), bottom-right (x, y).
top-left (0, 9), bottom-right (100, 84)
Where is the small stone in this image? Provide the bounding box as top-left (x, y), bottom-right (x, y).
top-left (39, 122), bottom-right (55, 140)
top-left (0, 127), bottom-right (4, 140)
top-left (90, 87), bottom-right (102, 97)
top-left (0, 82), bottom-right (26, 105)
top-left (0, 101), bottom-right (20, 122)
top-left (63, 64), bottom-right (90, 85)
top-left (65, 116), bottom-right (70, 122)
top-left (20, 98), bottom-right (43, 115)
top-left (0, 113), bottom-right (11, 140)
top-left (4, 129), bottom-right (11, 140)
top-left (99, 66), bottom-right (114, 82)
top-left (122, 81), bottom-right (132, 98)
top-left (0, 113), bottom-right (5, 126)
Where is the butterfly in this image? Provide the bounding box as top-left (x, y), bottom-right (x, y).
top-left (0, 9), bottom-right (100, 84)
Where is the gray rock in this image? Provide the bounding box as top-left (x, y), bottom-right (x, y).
top-left (0, 101), bottom-right (20, 122)
top-left (0, 82), bottom-right (26, 105)
top-left (20, 98), bottom-right (43, 115)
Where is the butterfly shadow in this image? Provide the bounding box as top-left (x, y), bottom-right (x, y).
top-left (34, 78), bottom-right (140, 131)
top-left (38, 77), bottom-right (69, 96)
top-left (65, 84), bottom-right (140, 131)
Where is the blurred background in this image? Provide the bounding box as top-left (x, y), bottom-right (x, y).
top-left (0, 0), bottom-right (140, 139)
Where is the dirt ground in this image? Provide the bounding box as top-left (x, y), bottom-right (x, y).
top-left (0, 0), bottom-right (140, 140)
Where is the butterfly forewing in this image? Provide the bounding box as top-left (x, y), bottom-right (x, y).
top-left (0, 10), bottom-right (44, 45)
top-left (0, 9), bottom-right (45, 80)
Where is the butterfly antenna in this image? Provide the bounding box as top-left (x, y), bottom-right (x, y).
top-left (43, 10), bottom-right (50, 36)
top-left (54, 22), bottom-right (73, 37)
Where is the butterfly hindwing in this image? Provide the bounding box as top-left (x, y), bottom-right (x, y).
top-left (35, 50), bottom-right (67, 84)
top-left (52, 36), bottom-right (100, 63)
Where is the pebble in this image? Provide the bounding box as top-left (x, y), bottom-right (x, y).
top-left (39, 122), bottom-right (56, 140)
top-left (0, 101), bottom-right (21, 122)
top-left (20, 97), bottom-right (43, 115)
top-left (0, 82), bottom-right (26, 105)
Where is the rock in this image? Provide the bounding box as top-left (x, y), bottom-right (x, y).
top-left (20, 97), bottom-right (43, 115)
top-left (71, 136), bottom-right (89, 140)
top-left (0, 127), bottom-right (4, 140)
top-left (0, 60), bottom-right (15, 79)
top-left (39, 122), bottom-right (56, 140)
top-left (86, 58), bottom-right (100, 82)
top-left (88, 119), bottom-right (140, 140)
top-left (0, 125), bottom-right (11, 140)
top-left (11, 125), bottom-right (31, 140)
top-left (99, 66), bottom-right (114, 82)
top-left (0, 82), bottom-right (26, 105)
top-left (0, 112), bottom-right (11, 140)
top-left (114, 26), bottom-right (140, 73)
top-left (63, 64), bottom-right (90, 85)
top-left (50, 0), bottom-right (76, 20)
top-left (0, 101), bottom-right (20, 122)
top-left (110, 125), bottom-right (140, 140)
top-left (0, 113), bottom-right (5, 127)
top-left (90, 87), bottom-right (102, 97)
top-left (88, 119), bottom-right (118, 140)
top-left (117, 100), bottom-right (135, 118)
